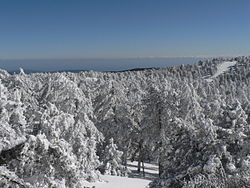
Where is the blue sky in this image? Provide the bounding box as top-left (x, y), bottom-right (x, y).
top-left (0, 0), bottom-right (250, 71)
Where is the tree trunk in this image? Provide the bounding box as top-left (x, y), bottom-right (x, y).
top-left (142, 161), bottom-right (145, 177)
top-left (158, 157), bottom-right (164, 177)
top-left (137, 139), bottom-right (143, 172)
top-left (137, 160), bottom-right (141, 172)
top-left (123, 149), bottom-right (127, 167)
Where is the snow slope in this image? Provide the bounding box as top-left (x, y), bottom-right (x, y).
top-left (83, 175), bottom-right (151, 188)
top-left (82, 161), bottom-right (158, 188)
top-left (205, 61), bottom-right (237, 82)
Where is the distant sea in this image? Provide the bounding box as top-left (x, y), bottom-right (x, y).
top-left (0, 57), bottom-right (216, 73)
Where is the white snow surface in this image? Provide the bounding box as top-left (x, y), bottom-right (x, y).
top-left (83, 175), bottom-right (151, 188)
top-left (82, 161), bottom-right (158, 188)
top-left (205, 61), bottom-right (237, 82)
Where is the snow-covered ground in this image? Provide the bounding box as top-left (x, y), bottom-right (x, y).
top-left (82, 161), bottom-right (158, 188)
top-left (205, 61), bottom-right (237, 82)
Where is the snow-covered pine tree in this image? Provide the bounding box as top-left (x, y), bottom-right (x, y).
top-left (98, 138), bottom-right (127, 176)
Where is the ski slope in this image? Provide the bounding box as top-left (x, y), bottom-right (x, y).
top-left (82, 161), bottom-right (158, 188)
top-left (205, 61), bottom-right (237, 82)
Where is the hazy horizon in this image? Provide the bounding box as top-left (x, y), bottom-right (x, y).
top-left (0, 57), bottom-right (220, 72)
